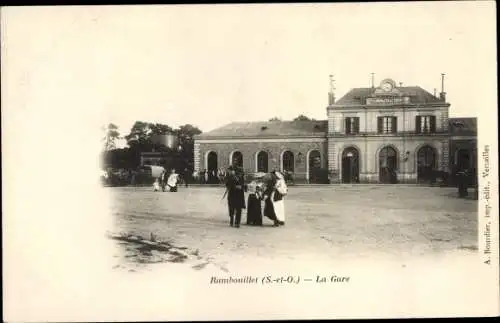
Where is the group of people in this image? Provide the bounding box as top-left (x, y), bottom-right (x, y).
top-left (192, 168), bottom-right (227, 184)
top-left (224, 165), bottom-right (288, 228)
top-left (154, 169), bottom-right (180, 192)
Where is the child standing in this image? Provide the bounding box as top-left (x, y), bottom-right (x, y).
top-left (246, 179), bottom-right (263, 226)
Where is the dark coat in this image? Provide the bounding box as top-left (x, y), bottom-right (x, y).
top-left (226, 174), bottom-right (246, 209)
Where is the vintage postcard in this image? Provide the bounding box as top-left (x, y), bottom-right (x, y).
top-left (2, 2), bottom-right (498, 321)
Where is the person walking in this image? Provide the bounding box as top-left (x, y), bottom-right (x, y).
top-left (184, 168), bottom-right (190, 187)
top-left (457, 168), bottom-right (469, 198)
top-left (224, 165), bottom-right (246, 228)
top-left (159, 169), bottom-right (167, 192)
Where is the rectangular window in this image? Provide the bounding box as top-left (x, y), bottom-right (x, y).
top-left (378, 116), bottom-right (397, 134)
top-left (344, 117), bottom-right (360, 134)
top-left (416, 115), bottom-right (436, 133)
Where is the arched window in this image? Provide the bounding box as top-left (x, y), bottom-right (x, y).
top-left (417, 146), bottom-right (436, 168)
top-left (231, 151), bottom-right (243, 168)
top-left (309, 150), bottom-right (321, 169)
top-left (379, 146), bottom-right (398, 170)
top-left (308, 150), bottom-right (322, 183)
top-left (207, 151), bottom-right (218, 172)
top-left (379, 146), bottom-right (398, 183)
top-left (282, 151), bottom-right (294, 172)
top-left (417, 145), bottom-right (437, 182)
top-left (341, 147), bottom-right (360, 183)
top-left (257, 151), bottom-right (269, 172)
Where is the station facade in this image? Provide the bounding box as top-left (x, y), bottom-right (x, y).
top-left (193, 77), bottom-right (477, 184)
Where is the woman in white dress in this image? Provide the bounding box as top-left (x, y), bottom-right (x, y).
top-left (166, 169), bottom-right (180, 192)
top-left (263, 170), bottom-right (287, 226)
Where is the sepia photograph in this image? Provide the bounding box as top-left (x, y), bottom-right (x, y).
top-left (2, 2), bottom-right (499, 321)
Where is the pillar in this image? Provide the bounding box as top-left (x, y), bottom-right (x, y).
top-left (194, 142), bottom-right (200, 172)
top-left (328, 139), bottom-right (339, 183)
top-left (441, 140), bottom-right (449, 172)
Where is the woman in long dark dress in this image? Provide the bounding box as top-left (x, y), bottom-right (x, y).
top-left (246, 180), bottom-right (263, 226)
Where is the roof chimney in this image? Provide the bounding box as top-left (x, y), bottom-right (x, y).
top-left (371, 73), bottom-right (375, 88)
top-left (440, 73), bottom-right (446, 101)
top-left (434, 88), bottom-right (437, 97)
top-left (328, 74), bottom-right (336, 105)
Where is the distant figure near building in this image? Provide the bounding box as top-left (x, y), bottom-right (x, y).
top-left (166, 169), bottom-right (179, 192)
top-left (183, 168), bottom-right (191, 187)
top-left (159, 169), bottom-right (167, 192)
top-left (457, 168), bottom-right (469, 198)
top-left (153, 178), bottom-right (161, 192)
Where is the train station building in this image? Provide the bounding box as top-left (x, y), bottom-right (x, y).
top-left (193, 76), bottom-right (477, 184)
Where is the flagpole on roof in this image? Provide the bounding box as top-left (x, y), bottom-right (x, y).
top-left (328, 74), bottom-right (336, 105)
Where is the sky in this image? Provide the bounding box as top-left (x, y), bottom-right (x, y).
top-left (2, 2), bottom-right (496, 149)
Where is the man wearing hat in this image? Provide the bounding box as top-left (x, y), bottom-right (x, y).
top-left (224, 165), bottom-right (246, 228)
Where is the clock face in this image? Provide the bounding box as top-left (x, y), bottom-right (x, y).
top-left (382, 82), bottom-right (393, 92)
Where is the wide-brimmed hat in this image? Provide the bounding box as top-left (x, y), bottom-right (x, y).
top-left (253, 172), bottom-right (267, 179)
top-left (274, 171), bottom-right (285, 180)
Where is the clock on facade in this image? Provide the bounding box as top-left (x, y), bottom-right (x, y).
top-left (381, 81), bottom-right (393, 92)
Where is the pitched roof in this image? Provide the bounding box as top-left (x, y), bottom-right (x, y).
top-left (449, 117), bottom-right (477, 134)
top-left (335, 86), bottom-right (443, 105)
top-left (195, 120), bottom-right (328, 139)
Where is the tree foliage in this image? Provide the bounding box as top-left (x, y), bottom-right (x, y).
top-left (102, 123), bottom-right (121, 151)
top-left (103, 121), bottom-right (203, 171)
top-left (268, 117), bottom-right (282, 121)
top-left (293, 114), bottom-right (316, 121)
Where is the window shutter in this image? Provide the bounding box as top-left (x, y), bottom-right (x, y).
top-left (392, 116), bottom-right (398, 133)
top-left (377, 117), bottom-right (383, 133)
top-left (430, 115), bottom-right (436, 133)
top-left (345, 118), bottom-right (351, 134)
top-left (415, 116), bottom-right (422, 133)
top-left (354, 117), bottom-right (360, 134)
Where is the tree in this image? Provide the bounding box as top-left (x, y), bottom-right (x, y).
top-left (102, 123), bottom-right (121, 151)
top-left (124, 121), bottom-right (152, 148)
top-left (293, 114), bottom-right (315, 121)
top-left (149, 123), bottom-right (174, 136)
top-left (122, 121), bottom-right (203, 171)
top-left (268, 117), bottom-right (282, 121)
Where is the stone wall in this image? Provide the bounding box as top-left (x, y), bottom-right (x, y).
top-left (196, 139), bottom-right (328, 181)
